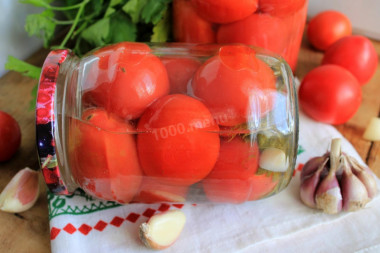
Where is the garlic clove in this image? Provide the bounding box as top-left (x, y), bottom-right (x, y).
top-left (300, 156), bottom-right (328, 183)
top-left (314, 139), bottom-right (343, 214)
top-left (348, 157), bottom-right (378, 199)
top-left (300, 158), bottom-right (329, 208)
top-left (363, 117), bottom-right (380, 141)
top-left (341, 157), bottom-right (370, 211)
top-left (259, 148), bottom-right (288, 172)
top-left (139, 210), bottom-right (186, 250)
top-left (0, 167), bottom-right (40, 213)
top-left (315, 172), bottom-right (342, 214)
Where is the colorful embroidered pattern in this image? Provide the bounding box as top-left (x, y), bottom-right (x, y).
top-left (48, 189), bottom-right (121, 220)
top-left (49, 203), bottom-right (186, 240)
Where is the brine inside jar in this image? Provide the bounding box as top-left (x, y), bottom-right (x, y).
top-left (65, 43), bottom-right (297, 204)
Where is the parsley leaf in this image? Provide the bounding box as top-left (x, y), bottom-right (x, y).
top-left (122, 0), bottom-right (148, 23)
top-left (81, 18), bottom-right (110, 47)
top-left (5, 56), bottom-right (41, 80)
top-left (25, 9), bottom-right (56, 47)
top-left (29, 84), bottom-right (39, 111)
top-left (141, 0), bottom-right (171, 25)
top-left (108, 12), bottom-right (137, 42)
top-left (19, 0), bottom-right (52, 8)
top-left (151, 9), bottom-right (170, 42)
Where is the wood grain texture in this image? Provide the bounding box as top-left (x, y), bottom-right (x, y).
top-left (296, 30), bottom-right (380, 177)
top-left (0, 33), bottom-right (379, 252)
top-left (0, 48), bottom-right (50, 253)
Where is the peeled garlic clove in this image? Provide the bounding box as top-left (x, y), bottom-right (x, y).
top-left (0, 167), bottom-right (40, 213)
top-left (139, 210), bottom-right (186, 250)
top-left (315, 173), bottom-right (342, 214)
top-left (259, 148), bottom-right (288, 172)
top-left (363, 117), bottom-right (380, 141)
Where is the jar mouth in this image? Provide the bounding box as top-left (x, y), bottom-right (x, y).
top-left (36, 49), bottom-right (72, 195)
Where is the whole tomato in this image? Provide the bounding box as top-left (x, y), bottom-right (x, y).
top-left (161, 57), bottom-right (201, 94)
top-left (191, 0), bottom-right (258, 24)
top-left (259, 0), bottom-right (305, 17)
top-left (173, 0), bottom-right (216, 43)
top-left (137, 94), bottom-right (220, 186)
top-left (307, 11), bottom-right (352, 51)
top-left (192, 45), bottom-right (276, 126)
top-left (217, 14), bottom-right (290, 67)
top-left (298, 65), bottom-right (362, 125)
top-left (83, 42), bottom-right (169, 120)
top-left (202, 137), bottom-right (277, 203)
top-left (0, 111), bottom-right (21, 162)
top-left (322, 35), bottom-right (378, 85)
top-left (69, 108), bottom-right (142, 203)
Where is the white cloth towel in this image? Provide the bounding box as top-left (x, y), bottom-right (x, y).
top-left (49, 112), bottom-right (380, 253)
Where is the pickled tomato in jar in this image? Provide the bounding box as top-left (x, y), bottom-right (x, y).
top-left (36, 42), bottom-right (298, 204)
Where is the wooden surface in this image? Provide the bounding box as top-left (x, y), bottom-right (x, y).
top-left (296, 36), bottom-right (380, 176)
top-left (0, 36), bottom-right (379, 252)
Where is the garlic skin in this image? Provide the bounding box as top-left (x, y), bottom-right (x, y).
top-left (314, 138), bottom-right (342, 214)
top-left (315, 172), bottom-right (343, 214)
top-left (0, 167), bottom-right (40, 213)
top-left (300, 158), bottom-right (328, 208)
top-left (300, 156), bottom-right (328, 183)
top-left (349, 158), bottom-right (378, 199)
top-left (341, 157), bottom-right (370, 211)
top-left (299, 138), bottom-right (377, 214)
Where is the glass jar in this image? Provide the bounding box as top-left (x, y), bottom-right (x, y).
top-left (36, 42), bottom-right (298, 204)
top-left (173, 0), bottom-right (308, 71)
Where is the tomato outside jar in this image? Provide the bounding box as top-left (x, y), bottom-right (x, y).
top-left (173, 0), bottom-right (308, 71)
top-left (36, 42), bottom-right (299, 204)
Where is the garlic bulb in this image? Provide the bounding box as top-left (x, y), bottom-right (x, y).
top-left (300, 138), bottom-right (378, 214)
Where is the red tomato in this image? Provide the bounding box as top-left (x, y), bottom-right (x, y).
top-left (259, 0), bottom-right (305, 17)
top-left (307, 11), bottom-right (352, 51)
top-left (137, 94), bottom-right (220, 186)
top-left (192, 45), bottom-right (276, 126)
top-left (191, 0), bottom-right (258, 24)
top-left (161, 57), bottom-right (201, 94)
top-left (247, 174), bottom-right (278, 201)
top-left (173, 0), bottom-right (216, 43)
top-left (217, 13), bottom-right (289, 61)
top-left (0, 111), bottom-right (21, 162)
top-left (298, 65), bottom-right (362, 124)
top-left (69, 108), bottom-right (142, 203)
top-left (132, 177), bottom-right (188, 203)
top-left (322, 35), bottom-right (378, 85)
top-left (203, 137), bottom-right (276, 203)
top-left (83, 42), bottom-right (169, 120)
top-left (94, 42), bottom-right (151, 70)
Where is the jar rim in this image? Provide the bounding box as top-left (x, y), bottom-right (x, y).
top-left (36, 49), bottom-right (72, 195)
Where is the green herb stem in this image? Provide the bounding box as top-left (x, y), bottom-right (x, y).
top-left (58, 0), bottom-right (90, 49)
top-left (72, 21), bottom-right (89, 38)
top-left (50, 19), bottom-right (75, 25)
top-left (47, 2), bottom-right (86, 11)
top-left (50, 12), bottom-right (99, 26)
